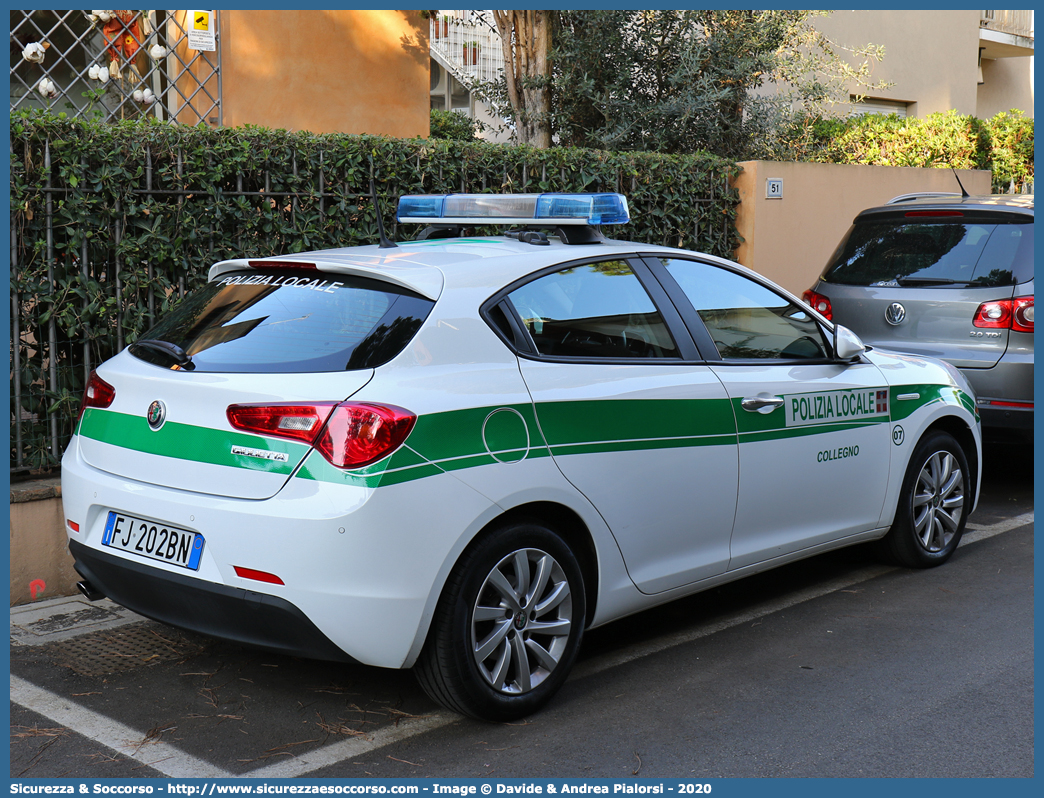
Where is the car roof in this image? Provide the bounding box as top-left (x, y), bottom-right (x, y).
top-left (210, 236), bottom-right (725, 301)
top-left (855, 193), bottom-right (1034, 223)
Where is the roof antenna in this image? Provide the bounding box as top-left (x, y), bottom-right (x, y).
top-left (370, 178), bottom-right (398, 249)
top-left (951, 167), bottom-right (970, 199)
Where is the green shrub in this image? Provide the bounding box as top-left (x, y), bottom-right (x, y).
top-left (429, 109), bottom-right (480, 141)
top-left (799, 109), bottom-right (1032, 193)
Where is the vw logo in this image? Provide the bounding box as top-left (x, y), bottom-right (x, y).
top-left (885, 302), bottom-right (907, 326)
top-left (146, 400), bottom-right (166, 431)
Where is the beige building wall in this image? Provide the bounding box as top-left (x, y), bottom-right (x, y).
top-left (219, 10), bottom-right (430, 136)
top-left (816, 10), bottom-right (981, 116)
top-left (732, 161), bottom-right (993, 296)
top-left (815, 10), bottom-right (1033, 119)
top-left (977, 56), bottom-right (1035, 118)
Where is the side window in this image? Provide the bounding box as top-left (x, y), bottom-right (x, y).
top-left (662, 259), bottom-right (829, 360)
top-left (507, 260), bottom-right (680, 359)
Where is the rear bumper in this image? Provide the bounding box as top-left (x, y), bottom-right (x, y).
top-left (961, 352), bottom-right (1033, 431)
top-left (70, 539), bottom-right (355, 662)
top-left (976, 404), bottom-right (1033, 431)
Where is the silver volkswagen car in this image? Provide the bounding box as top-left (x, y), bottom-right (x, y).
top-left (805, 194), bottom-right (1033, 434)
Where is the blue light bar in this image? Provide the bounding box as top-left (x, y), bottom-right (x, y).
top-left (396, 193), bottom-right (629, 226)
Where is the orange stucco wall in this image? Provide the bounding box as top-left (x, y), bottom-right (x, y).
top-left (218, 10), bottom-right (429, 136)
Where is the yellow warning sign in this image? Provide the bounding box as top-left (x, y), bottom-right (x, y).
top-left (186, 10), bottom-right (216, 51)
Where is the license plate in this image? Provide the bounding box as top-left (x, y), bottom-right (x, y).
top-left (102, 511), bottom-right (205, 570)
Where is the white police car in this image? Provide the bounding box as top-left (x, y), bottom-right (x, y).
top-left (62, 193), bottom-right (981, 721)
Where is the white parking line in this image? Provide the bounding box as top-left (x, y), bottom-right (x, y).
top-left (964, 511), bottom-right (1034, 542)
top-left (10, 675), bottom-right (233, 778)
top-left (11, 512), bottom-right (1032, 778)
top-left (249, 713), bottom-right (459, 779)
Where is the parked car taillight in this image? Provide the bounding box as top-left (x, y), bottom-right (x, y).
top-left (226, 403), bottom-right (338, 444)
top-left (973, 296), bottom-right (1034, 333)
top-left (78, 370), bottom-right (116, 422)
top-left (802, 289), bottom-right (833, 320)
top-left (227, 401), bottom-right (416, 469)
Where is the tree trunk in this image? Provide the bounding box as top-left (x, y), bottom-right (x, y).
top-left (493, 10), bottom-right (552, 148)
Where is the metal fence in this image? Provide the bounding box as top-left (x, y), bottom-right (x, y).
top-left (10, 10), bottom-right (221, 125)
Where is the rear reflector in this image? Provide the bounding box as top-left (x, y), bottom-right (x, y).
top-left (67, 520), bottom-right (80, 533)
top-left (233, 566), bottom-right (285, 585)
top-left (983, 400), bottom-right (1034, 409)
top-left (227, 401), bottom-right (416, 469)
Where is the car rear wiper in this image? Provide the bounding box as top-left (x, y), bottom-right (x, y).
top-left (132, 338), bottom-right (196, 370)
top-left (894, 275), bottom-right (969, 287)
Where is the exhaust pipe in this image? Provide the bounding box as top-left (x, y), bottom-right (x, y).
top-left (76, 580), bottom-right (105, 601)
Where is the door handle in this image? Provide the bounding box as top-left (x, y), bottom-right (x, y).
top-left (741, 394), bottom-right (785, 413)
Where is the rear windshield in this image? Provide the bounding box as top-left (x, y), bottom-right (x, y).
top-left (130, 271), bottom-right (435, 373)
top-left (822, 219), bottom-right (1033, 287)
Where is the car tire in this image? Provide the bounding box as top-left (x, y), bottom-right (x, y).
top-left (415, 520), bottom-right (586, 721)
top-left (877, 431), bottom-right (970, 568)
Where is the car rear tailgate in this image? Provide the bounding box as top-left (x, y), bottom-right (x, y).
top-left (825, 283), bottom-right (1015, 368)
top-left (75, 354), bottom-right (373, 500)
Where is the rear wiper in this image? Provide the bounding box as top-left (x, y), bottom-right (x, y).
top-left (894, 275), bottom-right (969, 287)
top-left (132, 338), bottom-right (195, 370)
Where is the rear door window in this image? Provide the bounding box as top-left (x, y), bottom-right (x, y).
top-left (823, 220), bottom-right (1033, 287)
top-left (130, 271), bottom-right (435, 373)
top-left (506, 260), bottom-right (680, 359)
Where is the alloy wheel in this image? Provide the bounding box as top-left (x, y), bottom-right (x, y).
top-left (470, 548), bottom-right (573, 694)
top-left (912, 450), bottom-right (965, 552)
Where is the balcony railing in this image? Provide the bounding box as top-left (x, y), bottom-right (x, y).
top-left (980, 10), bottom-right (1034, 39)
top-left (430, 10), bottom-right (505, 88)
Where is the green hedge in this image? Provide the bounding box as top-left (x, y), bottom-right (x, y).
top-left (801, 109), bottom-right (1033, 193)
top-left (10, 111), bottom-right (740, 471)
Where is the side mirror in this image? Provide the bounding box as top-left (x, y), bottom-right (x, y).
top-left (834, 324), bottom-right (866, 362)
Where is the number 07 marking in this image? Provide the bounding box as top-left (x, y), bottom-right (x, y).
top-left (892, 425), bottom-right (905, 445)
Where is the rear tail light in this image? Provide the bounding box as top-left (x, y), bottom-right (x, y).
top-left (78, 370), bottom-right (116, 422)
top-left (226, 401), bottom-right (416, 469)
top-left (973, 296), bottom-right (1033, 333)
top-left (802, 289), bottom-right (833, 320)
top-left (226, 403), bottom-right (337, 444)
top-left (315, 404), bottom-right (416, 469)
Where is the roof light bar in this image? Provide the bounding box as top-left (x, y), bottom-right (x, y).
top-left (396, 193), bottom-right (630, 226)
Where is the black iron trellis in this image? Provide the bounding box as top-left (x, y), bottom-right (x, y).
top-left (10, 10), bottom-right (221, 126)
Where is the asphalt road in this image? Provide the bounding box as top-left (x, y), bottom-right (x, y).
top-left (10, 438), bottom-right (1034, 779)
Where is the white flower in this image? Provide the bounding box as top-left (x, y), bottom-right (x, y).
top-left (149, 44), bottom-right (167, 60)
top-left (132, 89), bottom-right (144, 103)
top-left (22, 43), bottom-right (47, 64)
top-left (97, 69), bottom-right (109, 85)
top-left (93, 10), bottom-right (112, 23)
top-left (88, 64), bottom-right (100, 81)
top-left (36, 78), bottom-right (57, 98)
